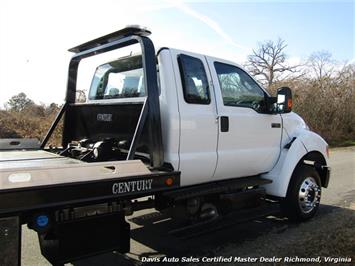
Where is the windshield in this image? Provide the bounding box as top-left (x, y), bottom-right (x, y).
top-left (88, 55), bottom-right (145, 100)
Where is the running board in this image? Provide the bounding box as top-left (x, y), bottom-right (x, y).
top-left (161, 176), bottom-right (272, 201)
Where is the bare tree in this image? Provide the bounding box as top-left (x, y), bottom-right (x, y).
top-left (246, 38), bottom-right (299, 88)
top-left (307, 51), bottom-right (335, 81)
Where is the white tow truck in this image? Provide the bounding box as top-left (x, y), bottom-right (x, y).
top-left (0, 26), bottom-right (330, 265)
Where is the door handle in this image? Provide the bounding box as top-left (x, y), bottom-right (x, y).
top-left (220, 116), bottom-right (229, 132)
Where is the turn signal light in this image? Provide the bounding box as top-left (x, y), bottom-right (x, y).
top-left (287, 99), bottom-right (293, 109)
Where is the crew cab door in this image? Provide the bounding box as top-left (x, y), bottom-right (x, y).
top-left (170, 50), bottom-right (218, 186)
top-left (206, 57), bottom-right (282, 179)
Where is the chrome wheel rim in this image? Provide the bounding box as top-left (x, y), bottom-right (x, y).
top-left (298, 177), bottom-right (321, 214)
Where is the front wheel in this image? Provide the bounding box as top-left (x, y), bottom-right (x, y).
top-left (282, 165), bottom-right (322, 222)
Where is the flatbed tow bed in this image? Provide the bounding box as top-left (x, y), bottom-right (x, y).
top-left (0, 150), bottom-right (180, 265)
top-left (0, 151), bottom-right (180, 216)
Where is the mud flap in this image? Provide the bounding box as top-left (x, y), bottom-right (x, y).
top-left (38, 212), bottom-right (130, 265)
top-left (0, 216), bottom-right (21, 266)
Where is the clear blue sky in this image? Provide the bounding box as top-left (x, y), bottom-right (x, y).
top-left (151, 0), bottom-right (354, 61)
top-left (201, 1), bottom-right (354, 61)
top-left (214, 1), bottom-right (354, 61)
top-left (0, 0), bottom-right (353, 105)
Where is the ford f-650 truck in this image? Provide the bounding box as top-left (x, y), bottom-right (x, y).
top-left (0, 26), bottom-right (330, 265)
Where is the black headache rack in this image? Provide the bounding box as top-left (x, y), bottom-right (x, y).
top-left (41, 25), bottom-right (164, 168)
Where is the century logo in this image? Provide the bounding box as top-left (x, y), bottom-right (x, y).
top-left (112, 179), bottom-right (153, 194)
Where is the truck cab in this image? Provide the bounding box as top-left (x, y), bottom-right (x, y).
top-left (82, 44), bottom-right (330, 199)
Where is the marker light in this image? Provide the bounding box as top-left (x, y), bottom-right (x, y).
top-left (165, 178), bottom-right (173, 186)
top-left (36, 215), bottom-right (49, 228)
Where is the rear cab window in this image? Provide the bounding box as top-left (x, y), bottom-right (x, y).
top-left (178, 54), bottom-right (210, 104)
top-left (89, 55), bottom-right (145, 100)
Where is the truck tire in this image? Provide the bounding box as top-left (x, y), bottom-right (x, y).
top-left (282, 165), bottom-right (321, 222)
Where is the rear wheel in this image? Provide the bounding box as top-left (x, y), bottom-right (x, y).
top-left (282, 165), bottom-right (321, 222)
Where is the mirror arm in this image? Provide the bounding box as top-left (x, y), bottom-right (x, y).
top-left (265, 96), bottom-right (277, 114)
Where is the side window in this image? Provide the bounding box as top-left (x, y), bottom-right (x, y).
top-left (178, 54), bottom-right (210, 104)
top-left (214, 62), bottom-right (265, 110)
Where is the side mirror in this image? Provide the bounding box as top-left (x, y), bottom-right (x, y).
top-left (277, 87), bottom-right (292, 113)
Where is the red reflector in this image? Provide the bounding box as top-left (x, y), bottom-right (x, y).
top-left (165, 178), bottom-right (173, 186)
